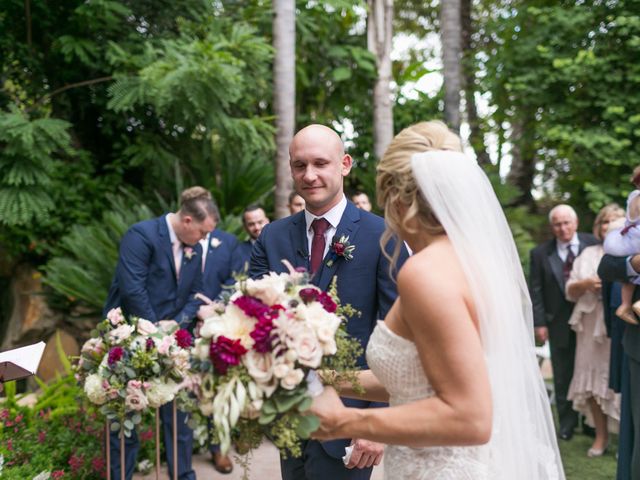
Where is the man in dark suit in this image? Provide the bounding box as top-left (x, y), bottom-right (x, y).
top-left (197, 215), bottom-right (240, 474)
top-left (598, 254), bottom-right (640, 479)
top-left (235, 205), bottom-right (270, 272)
top-left (103, 186), bottom-right (216, 480)
top-left (250, 124), bottom-right (409, 480)
top-left (529, 204), bottom-right (598, 441)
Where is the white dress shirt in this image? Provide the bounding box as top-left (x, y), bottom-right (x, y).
top-left (304, 195), bottom-right (348, 258)
top-left (556, 233), bottom-right (579, 262)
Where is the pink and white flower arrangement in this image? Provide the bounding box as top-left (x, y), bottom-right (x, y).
top-left (76, 308), bottom-right (195, 436)
top-left (191, 262), bottom-right (362, 456)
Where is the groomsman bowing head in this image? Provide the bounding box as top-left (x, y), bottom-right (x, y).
top-left (103, 186), bottom-right (218, 480)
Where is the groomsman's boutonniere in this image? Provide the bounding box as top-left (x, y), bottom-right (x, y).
top-left (326, 235), bottom-right (356, 267)
top-left (184, 247), bottom-right (196, 260)
top-left (210, 237), bottom-right (222, 249)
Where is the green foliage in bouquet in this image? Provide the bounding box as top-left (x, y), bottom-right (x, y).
top-left (191, 268), bottom-right (365, 462)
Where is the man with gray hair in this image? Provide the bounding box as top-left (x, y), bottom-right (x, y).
top-left (529, 204), bottom-right (597, 441)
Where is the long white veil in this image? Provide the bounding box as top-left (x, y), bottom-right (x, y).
top-left (411, 151), bottom-right (564, 480)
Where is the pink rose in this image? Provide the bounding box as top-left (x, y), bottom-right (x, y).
top-left (125, 387), bottom-right (148, 411)
top-left (107, 308), bottom-right (124, 326)
top-left (127, 380), bottom-right (143, 389)
top-left (288, 329), bottom-right (323, 368)
top-left (157, 335), bottom-right (176, 355)
top-left (137, 319), bottom-right (158, 335)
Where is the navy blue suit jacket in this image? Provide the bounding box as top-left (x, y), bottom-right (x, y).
top-left (250, 201), bottom-right (409, 457)
top-left (201, 229), bottom-right (240, 300)
top-left (233, 240), bottom-right (253, 276)
top-left (104, 216), bottom-right (203, 328)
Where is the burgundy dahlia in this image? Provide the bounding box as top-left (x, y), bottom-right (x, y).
top-left (175, 329), bottom-right (193, 348)
top-left (145, 337), bottom-right (155, 351)
top-left (233, 295), bottom-right (270, 320)
top-left (209, 336), bottom-right (248, 374)
top-left (318, 292), bottom-right (337, 313)
top-left (250, 317), bottom-right (275, 353)
top-left (299, 288), bottom-right (319, 304)
top-left (107, 346), bottom-right (124, 366)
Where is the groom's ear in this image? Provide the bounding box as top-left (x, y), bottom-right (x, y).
top-left (341, 154), bottom-right (353, 176)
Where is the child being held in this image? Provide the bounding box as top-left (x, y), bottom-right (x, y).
top-left (603, 165), bottom-right (640, 324)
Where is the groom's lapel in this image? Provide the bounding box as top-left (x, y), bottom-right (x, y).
top-left (290, 212), bottom-right (310, 272)
top-left (316, 202), bottom-right (361, 291)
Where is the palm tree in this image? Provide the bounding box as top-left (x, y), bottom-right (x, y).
top-left (273, 0), bottom-right (296, 218)
top-left (440, 0), bottom-right (462, 133)
top-left (368, 0), bottom-right (395, 160)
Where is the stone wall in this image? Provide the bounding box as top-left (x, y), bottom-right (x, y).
top-left (2, 266), bottom-right (85, 382)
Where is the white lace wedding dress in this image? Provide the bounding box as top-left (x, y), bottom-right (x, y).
top-left (367, 321), bottom-right (492, 479)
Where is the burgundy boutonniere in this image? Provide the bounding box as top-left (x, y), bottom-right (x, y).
top-left (184, 247), bottom-right (196, 260)
top-left (325, 235), bottom-right (356, 267)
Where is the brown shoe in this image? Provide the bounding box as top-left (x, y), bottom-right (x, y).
top-left (616, 305), bottom-right (639, 325)
top-left (212, 451), bottom-right (233, 474)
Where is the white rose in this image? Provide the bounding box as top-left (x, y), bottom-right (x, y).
top-left (137, 319), bottom-right (158, 335)
top-left (288, 329), bottom-right (323, 368)
top-left (146, 380), bottom-right (179, 408)
top-left (245, 273), bottom-right (288, 306)
top-left (244, 350), bottom-right (274, 385)
top-left (273, 362), bottom-right (290, 379)
top-left (321, 337), bottom-right (337, 355)
top-left (84, 373), bottom-right (107, 405)
top-left (200, 305), bottom-right (255, 349)
top-left (171, 349), bottom-right (190, 375)
top-left (157, 320), bottom-right (179, 333)
top-left (280, 368), bottom-right (304, 390)
top-left (108, 324), bottom-right (135, 344)
top-left (304, 303), bottom-right (341, 334)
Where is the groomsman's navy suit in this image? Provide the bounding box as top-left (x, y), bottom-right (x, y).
top-left (250, 201), bottom-right (409, 480)
top-left (104, 215), bottom-right (203, 480)
top-left (200, 229), bottom-right (240, 301)
top-left (234, 239), bottom-right (254, 275)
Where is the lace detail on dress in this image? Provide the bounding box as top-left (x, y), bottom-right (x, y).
top-left (366, 321), bottom-right (492, 479)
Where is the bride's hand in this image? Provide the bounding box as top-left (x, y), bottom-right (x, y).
top-left (309, 386), bottom-right (346, 440)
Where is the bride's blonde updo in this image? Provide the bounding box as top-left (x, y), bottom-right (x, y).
top-left (376, 121), bottom-right (463, 270)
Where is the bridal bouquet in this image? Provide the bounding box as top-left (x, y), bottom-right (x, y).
top-left (76, 308), bottom-right (195, 436)
top-left (190, 263), bottom-right (362, 456)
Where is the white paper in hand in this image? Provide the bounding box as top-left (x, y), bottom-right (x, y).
top-left (0, 341), bottom-right (46, 382)
top-left (342, 445), bottom-right (354, 465)
top-left (306, 370), bottom-right (324, 397)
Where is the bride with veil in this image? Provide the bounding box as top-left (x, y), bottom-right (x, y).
top-left (310, 121), bottom-right (564, 479)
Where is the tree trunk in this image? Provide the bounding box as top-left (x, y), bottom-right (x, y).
top-left (506, 116), bottom-right (536, 208)
top-left (460, 0), bottom-right (490, 166)
top-left (368, 0), bottom-right (394, 160)
top-left (273, 0), bottom-right (296, 219)
top-left (440, 0), bottom-right (462, 133)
